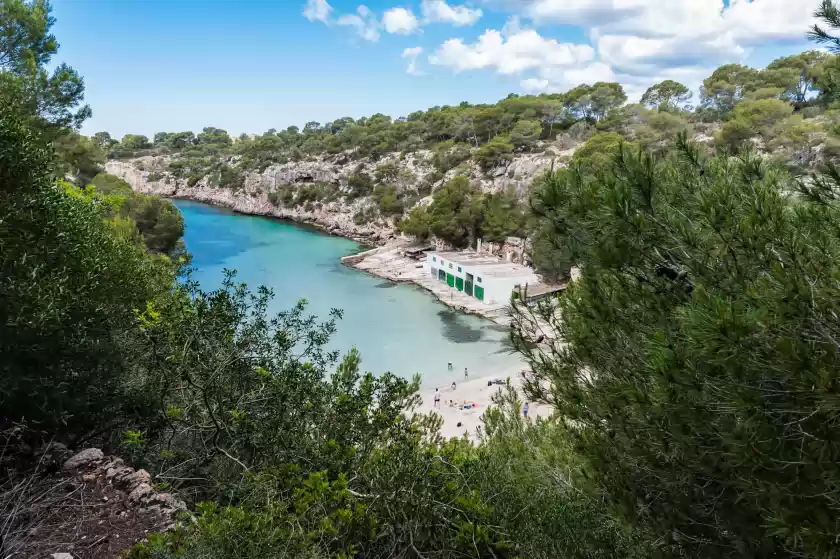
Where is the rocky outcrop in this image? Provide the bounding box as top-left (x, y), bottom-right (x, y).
top-left (1, 446), bottom-right (185, 559)
top-left (104, 148), bottom-right (566, 247)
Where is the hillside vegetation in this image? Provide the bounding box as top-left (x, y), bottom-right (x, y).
top-left (99, 41), bottom-right (840, 281)
top-left (5, 0), bottom-right (840, 558)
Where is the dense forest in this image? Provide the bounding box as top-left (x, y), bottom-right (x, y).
top-left (5, 0), bottom-right (840, 557)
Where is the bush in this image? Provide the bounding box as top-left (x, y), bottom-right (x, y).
top-left (430, 140), bottom-right (472, 173)
top-left (372, 184), bottom-right (404, 216)
top-left (717, 99), bottom-right (794, 151)
top-left (346, 171), bottom-right (374, 198)
top-left (475, 135), bottom-right (514, 170)
top-left (0, 109), bottom-right (174, 440)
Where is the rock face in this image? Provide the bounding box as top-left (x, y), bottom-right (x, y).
top-left (104, 148), bottom-right (564, 247)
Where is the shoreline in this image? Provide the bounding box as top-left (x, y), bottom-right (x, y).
top-left (170, 196), bottom-right (539, 437)
top-left (171, 195), bottom-right (511, 324)
top-left (342, 243), bottom-right (512, 325)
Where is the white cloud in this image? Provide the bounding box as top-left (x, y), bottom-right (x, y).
top-left (478, 0), bottom-right (821, 96)
top-left (422, 0), bottom-right (482, 26)
top-left (521, 61), bottom-right (618, 93)
top-left (383, 7), bottom-right (420, 35)
top-left (303, 0), bottom-right (333, 23)
top-left (337, 5), bottom-right (381, 42)
top-left (403, 46), bottom-right (424, 75)
top-left (429, 28), bottom-right (594, 74)
top-left (520, 78), bottom-right (550, 94)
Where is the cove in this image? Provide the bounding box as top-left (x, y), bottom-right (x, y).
top-left (175, 200), bottom-right (525, 387)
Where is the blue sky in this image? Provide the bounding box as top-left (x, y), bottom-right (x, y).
top-left (51, 0), bottom-right (820, 138)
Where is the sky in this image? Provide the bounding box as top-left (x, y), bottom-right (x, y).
top-left (51, 0), bottom-right (823, 138)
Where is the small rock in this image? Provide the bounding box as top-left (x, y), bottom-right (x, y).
top-left (52, 554), bottom-right (74, 559)
top-left (153, 492), bottom-right (186, 510)
top-left (102, 496), bottom-right (108, 502)
top-left (122, 469), bottom-right (151, 489)
top-left (128, 483), bottom-right (154, 503)
top-left (63, 448), bottom-right (104, 471)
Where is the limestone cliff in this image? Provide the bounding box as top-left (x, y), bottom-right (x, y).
top-left (105, 147), bottom-right (565, 246)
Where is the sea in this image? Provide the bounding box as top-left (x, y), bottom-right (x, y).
top-left (174, 199), bottom-right (525, 388)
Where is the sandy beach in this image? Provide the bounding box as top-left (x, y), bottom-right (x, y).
top-left (419, 372), bottom-right (551, 440)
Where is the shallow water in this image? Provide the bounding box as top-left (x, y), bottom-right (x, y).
top-left (175, 200), bottom-right (525, 387)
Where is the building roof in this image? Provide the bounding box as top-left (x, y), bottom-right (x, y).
top-left (522, 282), bottom-right (566, 299)
top-left (431, 251), bottom-right (540, 279)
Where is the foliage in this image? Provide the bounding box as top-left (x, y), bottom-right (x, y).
top-left (764, 50), bottom-right (826, 103)
top-left (716, 98), bottom-right (794, 151)
top-left (430, 139), bottom-right (471, 173)
top-left (809, 0), bottom-right (840, 52)
top-left (372, 183), bottom-right (404, 216)
top-left (0, 107), bottom-right (173, 440)
top-left (514, 138), bottom-right (840, 557)
top-left (509, 119), bottom-right (542, 150)
top-left (480, 187), bottom-right (526, 242)
top-left (52, 130), bottom-right (104, 184)
top-left (700, 64), bottom-right (762, 115)
top-left (474, 135), bottom-right (514, 170)
top-left (0, 0), bottom-right (90, 139)
top-left (88, 173), bottom-right (186, 255)
top-left (346, 171), bottom-right (374, 198)
top-left (570, 132), bottom-right (627, 174)
top-left (640, 80), bottom-right (692, 111)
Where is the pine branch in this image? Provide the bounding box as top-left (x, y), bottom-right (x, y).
top-left (808, 0), bottom-right (840, 52)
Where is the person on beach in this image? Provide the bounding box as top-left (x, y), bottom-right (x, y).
top-left (464, 367), bottom-right (468, 378)
top-left (451, 381), bottom-right (456, 391)
top-left (523, 401), bottom-right (530, 418)
top-left (447, 362), bottom-right (453, 370)
top-left (434, 388), bottom-right (441, 408)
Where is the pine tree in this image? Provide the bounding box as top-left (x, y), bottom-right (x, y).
top-left (513, 137), bottom-right (840, 557)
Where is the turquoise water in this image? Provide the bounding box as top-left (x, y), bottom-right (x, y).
top-left (175, 200), bottom-right (524, 387)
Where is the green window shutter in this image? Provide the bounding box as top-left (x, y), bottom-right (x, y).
top-left (438, 269), bottom-right (446, 281)
top-left (474, 285), bottom-right (484, 301)
top-left (455, 277), bottom-right (464, 291)
top-left (447, 273), bottom-right (455, 287)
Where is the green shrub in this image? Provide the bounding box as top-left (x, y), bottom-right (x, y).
top-left (0, 109), bottom-right (175, 440)
top-left (475, 135), bottom-right (514, 170)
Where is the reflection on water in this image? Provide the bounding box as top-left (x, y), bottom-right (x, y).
top-left (437, 309), bottom-right (484, 344)
top-left (174, 199), bottom-right (525, 386)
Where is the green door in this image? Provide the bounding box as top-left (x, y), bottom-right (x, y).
top-left (438, 269), bottom-right (446, 282)
top-left (446, 273), bottom-right (455, 287)
top-left (455, 277), bottom-right (464, 291)
top-left (474, 285), bottom-right (484, 301)
top-left (464, 281), bottom-right (473, 296)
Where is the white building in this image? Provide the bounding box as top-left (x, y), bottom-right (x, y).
top-left (423, 251), bottom-right (542, 305)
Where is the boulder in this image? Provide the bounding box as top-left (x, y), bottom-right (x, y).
top-left (62, 448), bottom-right (104, 471)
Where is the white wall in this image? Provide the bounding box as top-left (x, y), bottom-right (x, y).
top-left (425, 252), bottom-right (540, 305)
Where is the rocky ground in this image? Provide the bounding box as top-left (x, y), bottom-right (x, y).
top-left (0, 443), bottom-right (185, 559)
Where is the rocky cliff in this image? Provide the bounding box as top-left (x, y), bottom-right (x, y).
top-left (105, 148), bottom-right (565, 246)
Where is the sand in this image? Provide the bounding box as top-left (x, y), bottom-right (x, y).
top-left (419, 372), bottom-right (551, 440)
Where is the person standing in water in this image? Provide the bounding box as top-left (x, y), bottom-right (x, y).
top-left (434, 388), bottom-right (441, 408)
top-left (464, 367), bottom-right (468, 379)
